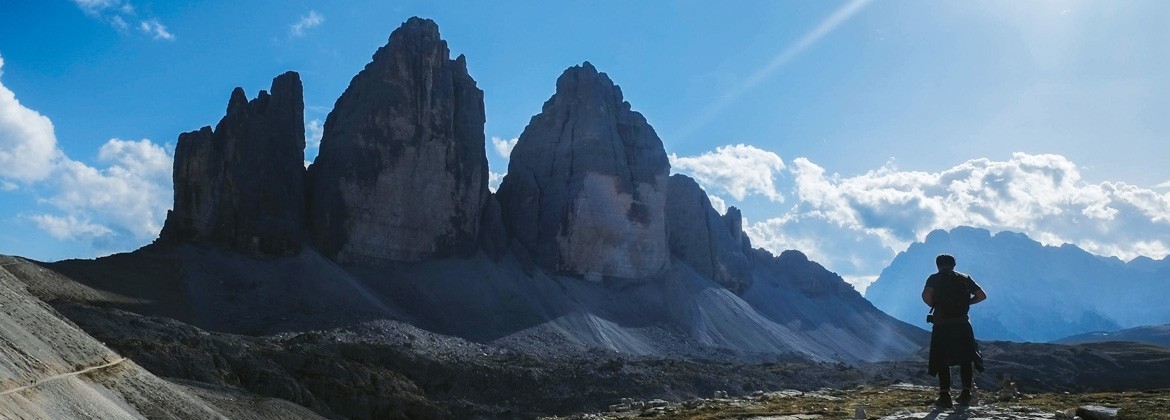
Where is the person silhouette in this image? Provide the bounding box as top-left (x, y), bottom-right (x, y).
top-left (921, 253), bottom-right (987, 407)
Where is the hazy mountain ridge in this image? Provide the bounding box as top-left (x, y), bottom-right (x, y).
top-left (866, 226), bottom-right (1170, 342)
top-left (1055, 324), bottom-right (1170, 348)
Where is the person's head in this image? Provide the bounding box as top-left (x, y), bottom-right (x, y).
top-left (936, 254), bottom-right (956, 271)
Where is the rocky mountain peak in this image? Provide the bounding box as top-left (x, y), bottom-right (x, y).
top-left (665, 174), bottom-right (753, 292)
top-left (497, 62), bottom-right (670, 279)
top-left (159, 71), bottom-right (306, 255)
top-left (307, 17), bottom-right (488, 265)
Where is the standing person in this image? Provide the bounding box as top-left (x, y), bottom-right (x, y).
top-left (922, 254), bottom-right (987, 408)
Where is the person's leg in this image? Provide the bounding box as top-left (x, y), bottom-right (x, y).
top-left (935, 367), bottom-right (953, 407)
top-left (957, 362), bottom-right (974, 405)
top-left (960, 362), bottom-right (973, 389)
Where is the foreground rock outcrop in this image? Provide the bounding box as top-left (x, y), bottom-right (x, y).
top-left (160, 72), bottom-right (307, 255)
top-left (497, 62), bottom-right (670, 279)
top-left (308, 17), bottom-right (489, 265)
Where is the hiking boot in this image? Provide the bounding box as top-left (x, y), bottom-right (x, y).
top-left (934, 391), bottom-right (953, 408)
top-left (957, 388), bottom-right (973, 406)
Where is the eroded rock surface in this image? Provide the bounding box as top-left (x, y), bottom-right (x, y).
top-left (308, 17), bottom-right (488, 265)
top-left (160, 72), bottom-right (306, 255)
top-left (497, 62), bottom-right (670, 279)
top-left (665, 174), bottom-right (754, 293)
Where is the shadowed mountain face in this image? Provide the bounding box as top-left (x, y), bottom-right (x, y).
top-left (308, 17), bottom-right (489, 265)
top-left (159, 72), bottom-right (306, 256)
top-left (866, 226), bottom-right (1170, 342)
top-left (496, 62), bottom-right (671, 279)
top-left (42, 16), bottom-right (924, 374)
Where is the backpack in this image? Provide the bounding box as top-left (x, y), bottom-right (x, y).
top-left (932, 271), bottom-right (971, 318)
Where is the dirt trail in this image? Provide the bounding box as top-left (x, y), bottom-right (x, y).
top-left (0, 357), bottom-right (127, 396)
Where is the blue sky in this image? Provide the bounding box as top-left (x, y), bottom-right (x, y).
top-left (2, 1), bottom-right (1168, 291)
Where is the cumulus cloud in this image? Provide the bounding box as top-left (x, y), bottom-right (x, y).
top-left (306, 118), bottom-right (324, 150)
top-left (708, 194), bottom-right (729, 215)
top-left (747, 152), bottom-right (1170, 282)
top-left (669, 144), bottom-right (786, 201)
top-left (37, 138), bottom-right (173, 246)
top-left (290, 11), bottom-right (324, 37)
top-left (0, 56), bottom-right (61, 183)
top-left (72, 0), bottom-right (174, 41)
top-left (489, 171), bottom-right (506, 193)
top-left (2, 56), bottom-right (173, 254)
top-left (492, 136), bottom-right (518, 159)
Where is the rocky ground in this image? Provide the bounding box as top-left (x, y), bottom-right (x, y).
top-left (547, 384), bottom-right (1170, 420)
top-left (48, 300), bottom-right (1170, 419)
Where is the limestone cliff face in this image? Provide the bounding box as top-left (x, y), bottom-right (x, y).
top-left (665, 175), bottom-right (754, 293)
top-left (160, 72), bottom-right (306, 255)
top-left (307, 17), bottom-right (488, 265)
top-left (496, 63), bottom-right (670, 279)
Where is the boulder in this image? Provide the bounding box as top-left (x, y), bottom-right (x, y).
top-left (665, 174), bottom-right (753, 292)
top-left (1076, 405), bottom-right (1119, 420)
top-left (496, 62), bottom-right (670, 279)
top-left (307, 17), bottom-right (488, 265)
top-left (160, 72), bottom-right (306, 255)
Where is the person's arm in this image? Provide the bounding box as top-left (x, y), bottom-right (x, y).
top-left (922, 287), bottom-right (934, 307)
top-left (970, 288), bottom-right (987, 305)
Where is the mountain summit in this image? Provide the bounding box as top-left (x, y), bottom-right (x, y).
top-left (497, 62), bottom-right (671, 279)
top-left (308, 17), bottom-right (489, 265)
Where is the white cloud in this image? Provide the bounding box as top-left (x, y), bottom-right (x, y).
top-left (842, 275), bottom-right (879, 295)
top-left (290, 11), bottom-right (324, 37)
top-left (30, 214), bottom-right (113, 241)
top-left (489, 171), bottom-right (506, 193)
top-left (669, 144), bottom-right (786, 201)
top-left (708, 194), bottom-right (729, 215)
top-left (306, 118), bottom-right (324, 150)
top-left (746, 152), bottom-right (1170, 282)
top-left (1156, 179), bottom-right (1170, 189)
top-left (72, 0), bottom-right (120, 15)
top-left (138, 19), bottom-right (174, 40)
top-left (2, 55), bottom-right (173, 254)
top-left (39, 139), bottom-right (173, 245)
top-left (491, 136), bottom-right (518, 159)
top-left (0, 56), bottom-right (62, 184)
top-left (72, 0), bottom-right (174, 41)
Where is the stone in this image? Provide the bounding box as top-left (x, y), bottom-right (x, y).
top-left (308, 17), bottom-right (488, 265)
top-left (665, 174), bottom-right (754, 292)
top-left (1076, 405), bottom-right (1119, 420)
top-left (160, 71), bottom-right (306, 256)
top-left (496, 62), bottom-right (670, 279)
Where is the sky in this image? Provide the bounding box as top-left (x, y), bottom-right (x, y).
top-left (1, 0), bottom-right (1168, 292)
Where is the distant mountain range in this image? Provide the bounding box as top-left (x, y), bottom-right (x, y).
top-left (1054, 324), bottom-right (1170, 348)
top-left (866, 226), bottom-right (1170, 342)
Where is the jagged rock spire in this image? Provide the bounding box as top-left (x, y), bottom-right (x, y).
top-left (307, 17), bottom-right (488, 265)
top-left (496, 62), bottom-right (670, 279)
top-left (160, 71), bottom-right (306, 255)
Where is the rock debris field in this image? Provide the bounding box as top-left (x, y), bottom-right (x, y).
top-left (548, 384), bottom-right (1167, 420)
